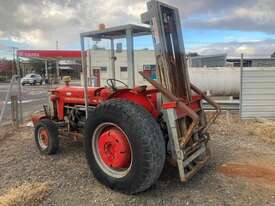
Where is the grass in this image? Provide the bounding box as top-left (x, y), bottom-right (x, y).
top-left (0, 182), bottom-right (50, 206)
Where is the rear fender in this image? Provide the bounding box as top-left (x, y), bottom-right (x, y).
top-left (31, 114), bottom-right (47, 126)
top-left (109, 89), bottom-right (159, 118)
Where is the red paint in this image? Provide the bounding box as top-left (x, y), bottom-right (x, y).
top-left (17, 50), bottom-right (82, 59)
top-left (162, 101), bottom-right (177, 109)
top-left (39, 128), bottom-right (49, 146)
top-left (50, 84), bottom-right (161, 120)
top-left (51, 85), bottom-right (114, 120)
top-left (49, 84), bottom-right (204, 121)
top-left (98, 127), bottom-right (131, 169)
top-left (52, 86), bottom-right (103, 120)
top-left (110, 89), bottom-right (159, 118)
top-left (31, 114), bottom-right (47, 125)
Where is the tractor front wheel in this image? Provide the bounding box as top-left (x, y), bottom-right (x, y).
top-left (34, 118), bottom-right (59, 155)
top-left (84, 99), bottom-right (166, 194)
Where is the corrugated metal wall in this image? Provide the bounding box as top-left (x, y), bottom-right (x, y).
top-left (240, 67), bottom-right (275, 119)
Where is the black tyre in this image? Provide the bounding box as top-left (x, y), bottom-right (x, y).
top-left (84, 99), bottom-right (166, 194)
top-left (34, 118), bottom-right (59, 155)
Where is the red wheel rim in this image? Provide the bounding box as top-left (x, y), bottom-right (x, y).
top-left (92, 123), bottom-right (133, 178)
top-left (98, 127), bottom-right (131, 169)
top-left (38, 128), bottom-right (49, 149)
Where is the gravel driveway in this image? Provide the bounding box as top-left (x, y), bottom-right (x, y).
top-left (0, 112), bottom-right (275, 206)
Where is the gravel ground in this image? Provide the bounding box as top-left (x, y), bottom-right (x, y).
top-left (1, 112), bottom-right (275, 206)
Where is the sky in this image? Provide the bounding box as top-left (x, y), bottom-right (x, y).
top-left (1, 0), bottom-right (275, 58)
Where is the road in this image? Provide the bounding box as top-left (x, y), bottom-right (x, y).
top-left (0, 83), bottom-right (50, 124)
top-left (0, 80), bottom-right (82, 125)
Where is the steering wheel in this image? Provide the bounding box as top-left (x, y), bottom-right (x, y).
top-left (106, 79), bottom-right (128, 90)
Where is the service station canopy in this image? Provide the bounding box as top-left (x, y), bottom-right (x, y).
top-left (16, 50), bottom-right (82, 79)
top-left (16, 50), bottom-right (82, 61)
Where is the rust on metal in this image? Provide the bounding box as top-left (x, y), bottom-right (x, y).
top-left (140, 71), bottom-right (220, 148)
top-left (191, 83), bottom-right (221, 133)
top-left (181, 148), bottom-right (211, 182)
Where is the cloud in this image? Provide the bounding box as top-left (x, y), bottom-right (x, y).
top-left (127, 2), bottom-right (147, 19)
top-left (190, 39), bottom-right (275, 58)
top-left (10, 29), bottom-right (50, 47)
top-left (0, 0), bottom-right (274, 56)
top-left (184, 0), bottom-right (275, 34)
top-left (0, 0), bottom-right (145, 48)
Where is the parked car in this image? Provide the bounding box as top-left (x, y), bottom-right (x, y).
top-left (21, 74), bottom-right (43, 85)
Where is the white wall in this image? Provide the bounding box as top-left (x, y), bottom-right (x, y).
top-left (85, 50), bottom-right (241, 96)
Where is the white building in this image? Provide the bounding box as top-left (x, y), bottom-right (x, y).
top-left (86, 49), bottom-right (156, 86)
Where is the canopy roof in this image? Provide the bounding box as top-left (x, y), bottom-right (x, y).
top-left (17, 50), bottom-right (82, 61)
top-left (81, 24), bottom-right (151, 39)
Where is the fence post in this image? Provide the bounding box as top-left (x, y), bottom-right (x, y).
top-left (239, 53), bottom-right (244, 117)
top-left (11, 95), bottom-right (19, 127)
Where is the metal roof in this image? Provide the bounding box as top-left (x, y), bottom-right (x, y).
top-left (227, 57), bottom-right (274, 60)
top-left (191, 54), bottom-right (227, 59)
top-left (80, 24), bottom-right (152, 39)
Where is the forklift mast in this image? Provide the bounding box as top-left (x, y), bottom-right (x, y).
top-left (141, 0), bottom-right (192, 102)
top-left (140, 0), bottom-right (221, 182)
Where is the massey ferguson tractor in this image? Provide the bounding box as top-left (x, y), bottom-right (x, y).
top-left (32, 0), bottom-right (220, 194)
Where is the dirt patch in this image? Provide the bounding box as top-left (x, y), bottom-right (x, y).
top-left (217, 163), bottom-right (275, 188)
top-left (0, 182), bottom-right (50, 206)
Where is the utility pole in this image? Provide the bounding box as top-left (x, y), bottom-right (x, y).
top-left (11, 47), bottom-right (16, 75)
top-left (88, 40), bottom-right (92, 84)
top-left (56, 40), bottom-right (59, 81)
top-left (56, 40), bottom-right (59, 50)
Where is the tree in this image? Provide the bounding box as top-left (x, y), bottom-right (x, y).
top-left (0, 58), bottom-right (12, 81)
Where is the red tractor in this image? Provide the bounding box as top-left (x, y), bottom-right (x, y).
top-left (32, 0), bottom-right (220, 194)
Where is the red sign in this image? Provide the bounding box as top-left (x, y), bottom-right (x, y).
top-left (17, 50), bottom-right (82, 59)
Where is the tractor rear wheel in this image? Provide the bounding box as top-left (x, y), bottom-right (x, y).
top-left (84, 99), bottom-right (166, 194)
top-left (34, 118), bottom-right (59, 155)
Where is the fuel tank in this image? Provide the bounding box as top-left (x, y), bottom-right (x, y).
top-left (189, 67), bottom-right (240, 97)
